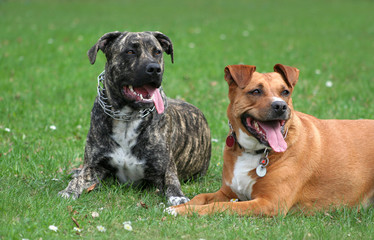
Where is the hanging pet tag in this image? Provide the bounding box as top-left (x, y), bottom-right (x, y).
top-left (226, 135), bottom-right (235, 147)
top-left (256, 165), bottom-right (267, 177)
top-left (256, 155), bottom-right (269, 177)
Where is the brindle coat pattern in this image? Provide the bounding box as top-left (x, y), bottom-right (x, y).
top-left (58, 31), bottom-right (211, 205)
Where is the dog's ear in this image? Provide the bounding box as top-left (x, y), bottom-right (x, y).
top-left (150, 31), bottom-right (174, 64)
top-left (224, 65), bottom-right (257, 89)
top-left (87, 31), bottom-right (122, 65)
top-left (273, 64), bottom-right (299, 88)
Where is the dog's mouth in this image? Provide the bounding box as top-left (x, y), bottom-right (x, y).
top-left (241, 115), bottom-right (287, 152)
top-left (122, 85), bottom-right (164, 114)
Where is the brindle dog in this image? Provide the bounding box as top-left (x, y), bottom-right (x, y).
top-left (58, 31), bottom-right (211, 206)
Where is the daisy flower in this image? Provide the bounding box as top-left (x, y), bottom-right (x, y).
top-left (48, 225), bottom-right (58, 232)
top-left (97, 225), bottom-right (106, 232)
top-left (91, 211), bottom-right (99, 218)
top-left (325, 81), bottom-right (333, 88)
top-left (123, 222), bottom-right (133, 231)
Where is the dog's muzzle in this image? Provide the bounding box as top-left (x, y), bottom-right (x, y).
top-left (241, 101), bottom-right (289, 153)
top-left (121, 84), bottom-right (164, 114)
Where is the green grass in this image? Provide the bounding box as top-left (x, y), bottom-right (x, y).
top-left (1, 0), bottom-right (374, 239)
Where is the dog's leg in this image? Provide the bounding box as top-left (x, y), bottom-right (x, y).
top-left (182, 187), bottom-right (234, 205)
top-left (165, 186), bottom-right (236, 215)
top-left (58, 166), bottom-right (107, 200)
top-left (172, 197), bottom-right (288, 216)
top-left (164, 159), bottom-right (190, 206)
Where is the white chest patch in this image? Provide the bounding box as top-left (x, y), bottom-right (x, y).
top-left (229, 152), bottom-right (261, 201)
top-left (109, 109), bottom-right (145, 184)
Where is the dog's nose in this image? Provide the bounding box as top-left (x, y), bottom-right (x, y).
top-left (271, 101), bottom-right (288, 115)
top-left (146, 63), bottom-right (162, 76)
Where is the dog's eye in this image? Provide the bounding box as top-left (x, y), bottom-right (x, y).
top-left (126, 50), bottom-right (136, 55)
top-left (281, 90), bottom-right (290, 96)
top-left (249, 89), bottom-right (262, 96)
top-left (155, 49), bottom-right (162, 55)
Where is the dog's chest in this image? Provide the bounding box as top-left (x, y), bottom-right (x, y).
top-left (110, 117), bottom-right (145, 183)
top-left (229, 152), bottom-right (261, 201)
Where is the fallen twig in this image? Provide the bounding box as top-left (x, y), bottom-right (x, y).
top-left (71, 217), bottom-right (80, 228)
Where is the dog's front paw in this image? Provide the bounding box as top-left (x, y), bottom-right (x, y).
top-left (58, 190), bottom-right (79, 200)
top-left (167, 196), bottom-right (190, 206)
top-left (164, 206), bottom-right (178, 216)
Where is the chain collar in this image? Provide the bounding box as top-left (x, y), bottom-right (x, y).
top-left (97, 71), bottom-right (156, 121)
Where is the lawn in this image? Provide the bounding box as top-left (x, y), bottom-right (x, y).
top-left (1, 0), bottom-right (374, 239)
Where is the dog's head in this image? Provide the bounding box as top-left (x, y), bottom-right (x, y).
top-left (88, 31), bottom-right (174, 113)
top-left (224, 64), bottom-right (299, 152)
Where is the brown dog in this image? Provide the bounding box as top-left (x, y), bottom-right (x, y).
top-left (168, 64), bottom-right (374, 216)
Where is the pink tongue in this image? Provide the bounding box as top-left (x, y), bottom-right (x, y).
top-left (257, 121), bottom-right (287, 152)
top-left (143, 85), bottom-right (164, 114)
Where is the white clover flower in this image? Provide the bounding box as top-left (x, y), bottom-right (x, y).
top-left (97, 225), bottom-right (106, 232)
top-left (315, 69), bottom-right (321, 75)
top-left (48, 225), bottom-right (58, 232)
top-left (123, 222), bottom-right (133, 231)
top-left (211, 138), bottom-right (218, 143)
top-left (91, 211), bottom-right (99, 218)
top-left (49, 125), bottom-right (57, 130)
top-left (73, 227), bottom-right (81, 232)
top-left (4, 128), bottom-right (11, 132)
top-left (325, 81), bottom-right (333, 88)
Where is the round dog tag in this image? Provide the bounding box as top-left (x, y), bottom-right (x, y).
top-left (256, 165), bottom-right (267, 177)
top-left (226, 135), bottom-right (235, 147)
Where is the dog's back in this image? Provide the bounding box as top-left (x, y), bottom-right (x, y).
top-left (289, 111), bottom-right (374, 209)
top-left (166, 99), bottom-right (211, 180)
